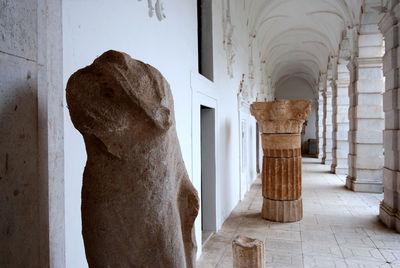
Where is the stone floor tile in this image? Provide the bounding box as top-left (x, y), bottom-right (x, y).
top-left (303, 255), bottom-right (347, 268)
top-left (341, 247), bottom-right (386, 262)
top-left (196, 260), bottom-right (218, 268)
top-left (302, 242), bottom-right (343, 258)
top-left (300, 223), bottom-right (332, 232)
top-left (372, 239), bottom-right (400, 250)
top-left (265, 239), bottom-right (302, 254)
top-left (265, 251), bottom-right (303, 266)
top-left (216, 255), bottom-right (232, 268)
top-left (330, 225), bottom-right (367, 235)
top-left (301, 230), bottom-right (338, 244)
top-left (300, 215), bottom-right (319, 225)
top-left (379, 249), bottom-right (400, 265)
top-left (197, 158), bottom-right (399, 268)
top-left (269, 222), bottom-right (301, 231)
top-left (335, 234), bottom-right (376, 248)
top-left (266, 229), bottom-right (302, 241)
top-left (344, 260), bottom-right (392, 267)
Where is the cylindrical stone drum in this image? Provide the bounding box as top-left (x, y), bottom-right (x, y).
top-left (232, 236), bottom-right (264, 268)
top-left (261, 133), bottom-right (302, 222)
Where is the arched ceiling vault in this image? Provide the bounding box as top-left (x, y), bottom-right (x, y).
top-left (246, 0), bottom-right (363, 95)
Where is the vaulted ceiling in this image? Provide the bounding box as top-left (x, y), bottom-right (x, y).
top-left (246, 0), bottom-right (363, 91)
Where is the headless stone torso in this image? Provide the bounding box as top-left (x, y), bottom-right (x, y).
top-left (66, 50), bottom-right (199, 268)
top-left (82, 125), bottom-right (192, 267)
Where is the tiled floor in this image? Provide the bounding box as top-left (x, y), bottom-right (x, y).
top-left (197, 157), bottom-right (400, 268)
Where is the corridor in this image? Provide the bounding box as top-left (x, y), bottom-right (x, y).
top-left (197, 158), bottom-right (399, 267)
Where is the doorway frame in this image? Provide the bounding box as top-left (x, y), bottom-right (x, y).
top-left (191, 71), bottom-right (219, 257)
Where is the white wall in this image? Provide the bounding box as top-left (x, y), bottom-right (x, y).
top-left (275, 77), bottom-right (317, 152)
top-left (63, 0), bottom-right (262, 266)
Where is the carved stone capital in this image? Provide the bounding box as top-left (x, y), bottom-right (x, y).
top-left (250, 100), bottom-right (312, 134)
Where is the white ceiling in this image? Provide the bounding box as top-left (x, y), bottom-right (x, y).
top-left (246, 0), bottom-right (363, 90)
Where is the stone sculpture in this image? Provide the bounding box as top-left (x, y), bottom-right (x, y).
top-left (66, 50), bottom-right (199, 267)
top-left (232, 236), bottom-right (264, 268)
top-left (251, 100), bottom-right (311, 222)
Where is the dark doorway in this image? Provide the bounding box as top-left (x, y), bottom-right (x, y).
top-left (200, 105), bottom-right (216, 244)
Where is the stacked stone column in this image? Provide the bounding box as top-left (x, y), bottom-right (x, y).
top-left (346, 0), bottom-right (385, 193)
top-left (331, 62), bottom-right (350, 174)
top-left (379, 1), bottom-right (400, 232)
top-left (251, 100), bottom-right (311, 222)
top-left (323, 80), bottom-right (333, 164)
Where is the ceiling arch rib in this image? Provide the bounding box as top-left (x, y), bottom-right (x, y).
top-left (275, 74), bottom-right (317, 92)
top-left (271, 60), bottom-right (320, 80)
top-left (268, 49), bottom-right (325, 71)
top-left (247, 0), bottom-right (363, 97)
top-left (272, 64), bottom-right (318, 87)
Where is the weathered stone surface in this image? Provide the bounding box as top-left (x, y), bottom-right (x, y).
top-left (251, 100), bottom-right (312, 133)
top-left (251, 100), bottom-right (311, 223)
top-left (66, 50), bottom-right (199, 267)
top-left (262, 156), bottom-right (302, 201)
top-left (379, 3), bottom-right (400, 233)
top-left (262, 198), bottom-right (303, 222)
top-left (232, 236), bottom-right (264, 268)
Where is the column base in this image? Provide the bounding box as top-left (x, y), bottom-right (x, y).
top-left (322, 158), bottom-right (332, 165)
top-left (346, 176), bottom-right (383, 193)
top-left (261, 197), bottom-right (303, 222)
top-left (330, 165), bottom-right (348, 175)
top-left (379, 201), bottom-right (400, 233)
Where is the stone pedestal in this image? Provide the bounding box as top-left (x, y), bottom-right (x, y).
top-left (251, 100), bottom-right (311, 222)
top-left (232, 236), bottom-right (264, 268)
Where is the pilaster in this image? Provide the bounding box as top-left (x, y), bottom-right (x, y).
top-left (323, 80), bottom-right (333, 165)
top-left (331, 62), bottom-right (350, 174)
top-left (378, 2), bottom-right (400, 232)
top-left (318, 85), bottom-right (325, 160)
top-left (346, 0), bottom-right (385, 193)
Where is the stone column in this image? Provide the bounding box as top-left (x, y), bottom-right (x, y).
top-left (346, 1), bottom-right (385, 193)
top-left (323, 80), bottom-right (333, 165)
top-left (232, 236), bottom-right (264, 268)
top-left (331, 62), bottom-right (350, 174)
top-left (379, 1), bottom-right (400, 232)
top-left (251, 100), bottom-right (311, 222)
top-left (317, 79), bottom-right (325, 160)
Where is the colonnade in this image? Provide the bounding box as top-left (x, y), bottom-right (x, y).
top-left (317, 0), bottom-right (399, 232)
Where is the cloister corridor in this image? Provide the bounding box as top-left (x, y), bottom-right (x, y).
top-left (197, 158), bottom-right (399, 268)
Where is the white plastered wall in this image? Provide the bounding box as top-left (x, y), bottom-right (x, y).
top-left (63, 0), bottom-right (264, 266)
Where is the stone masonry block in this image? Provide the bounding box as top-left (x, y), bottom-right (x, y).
top-left (383, 48), bottom-right (397, 75)
top-left (385, 110), bottom-right (399, 129)
top-left (383, 167), bottom-right (398, 191)
top-left (358, 118), bottom-right (385, 130)
top-left (359, 33), bottom-right (384, 47)
top-left (383, 89), bottom-right (398, 112)
top-left (356, 80), bottom-right (384, 94)
top-left (359, 46), bottom-right (384, 58)
top-left (357, 93), bottom-right (383, 105)
top-left (384, 150), bottom-right (398, 171)
top-left (358, 67), bottom-right (383, 80)
top-left (354, 169), bottom-right (383, 182)
top-left (384, 69), bottom-right (398, 90)
top-left (355, 105), bottom-right (384, 119)
top-left (384, 25), bottom-right (398, 52)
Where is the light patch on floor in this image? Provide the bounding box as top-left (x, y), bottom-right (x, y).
top-left (197, 157), bottom-right (400, 267)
